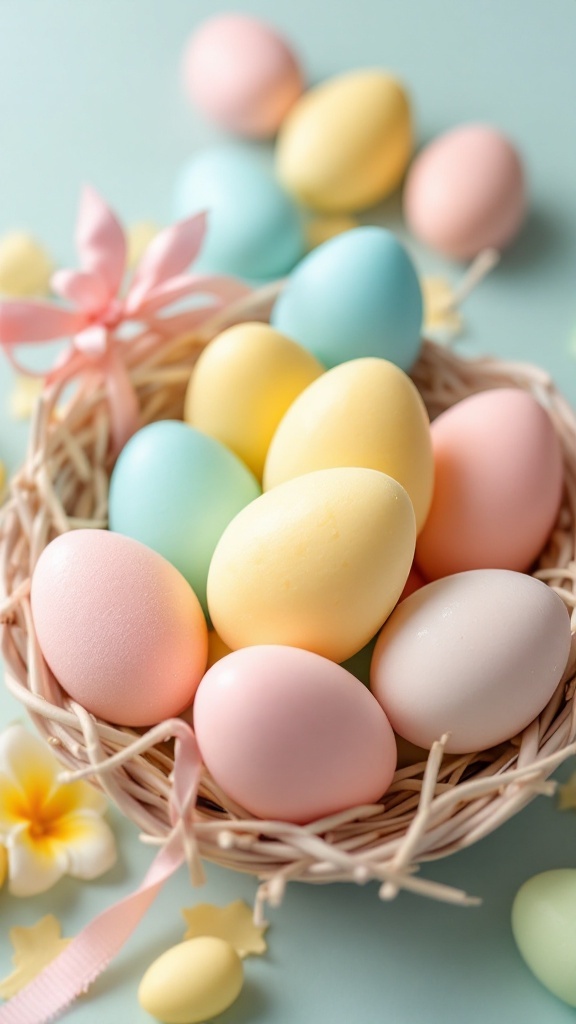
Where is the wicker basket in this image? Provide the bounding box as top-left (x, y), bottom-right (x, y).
top-left (2, 282), bottom-right (576, 911)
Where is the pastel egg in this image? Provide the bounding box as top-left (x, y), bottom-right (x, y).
top-left (207, 467), bottom-right (415, 663)
top-left (31, 530), bottom-right (208, 726)
top-left (271, 227), bottom-right (422, 370)
top-left (370, 569), bottom-right (571, 753)
top-left (193, 645), bottom-right (397, 824)
top-left (404, 123), bottom-right (526, 259)
top-left (415, 388), bottom-right (564, 580)
top-left (173, 145), bottom-right (305, 280)
top-left (108, 420), bottom-right (260, 616)
top-left (512, 870), bottom-right (576, 1007)
top-left (184, 322), bottom-right (324, 480)
top-left (0, 232), bottom-right (52, 297)
top-left (182, 14), bottom-right (303, 138)
top-left (276, 69), bottom-right (412, 212)
top-left (263, 357), bottom-right (433, 532)
top-left (138, 936), bottom-right (243, 1024)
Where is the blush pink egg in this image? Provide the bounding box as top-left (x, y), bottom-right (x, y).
top-left (403, 123), bottom-right (526, 259)
top-left (182, 14), bottom-right (303, 138)
top-left (31, 530), bottom-right (208, 726)
top-left (415, 388), bottom-right (564, 581)
top-left (193, 645), bottom-right (397, 824)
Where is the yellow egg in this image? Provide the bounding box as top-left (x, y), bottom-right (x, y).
top-left (305, 214), bottom-right (359, 250)
top-left (185, 322), bottom-right (324, 480)
top-left (138, 936), bottom-right (243, 1024)
top-left (0, 232), bottom-right (52, 297)
top-left (263, 357), bottom-right (433, 532)
top-left (207, 467), bottom-right (416, 663)
top-left (276, 70), bottom-right (412, 212)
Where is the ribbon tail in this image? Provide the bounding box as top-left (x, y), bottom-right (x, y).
top-left (0, 832), bottom-right (186, 1024)
top-left (103, 347), bottom-right (140, 456)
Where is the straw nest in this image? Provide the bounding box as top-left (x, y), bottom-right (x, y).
top-left (2, 283), bottom-right (576, 912)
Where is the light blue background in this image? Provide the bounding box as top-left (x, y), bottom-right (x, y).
top-left (0, 2), bottom-right (575, 1022)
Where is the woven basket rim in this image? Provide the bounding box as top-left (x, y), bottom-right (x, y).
top-left (1, 283), bottom-right (575, 909)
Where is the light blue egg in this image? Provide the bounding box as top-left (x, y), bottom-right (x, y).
top-left (173, 145), bottom-right (305, 281)
top-left (271, 226), bottom-right (423, 370)
top-left (108, 421), bottom-right (261, 616)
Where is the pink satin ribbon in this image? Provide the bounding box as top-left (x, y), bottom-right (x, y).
top-left (0, 186), bottom-right (250, 453)
top-left (0, 721), bottom-right (203, 1024)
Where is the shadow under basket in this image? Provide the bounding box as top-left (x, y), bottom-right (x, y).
top-left (2, 283), bottom-right (576, 910)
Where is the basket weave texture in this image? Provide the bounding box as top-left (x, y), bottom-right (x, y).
top-left (2, 284), bottom-right (576, 909)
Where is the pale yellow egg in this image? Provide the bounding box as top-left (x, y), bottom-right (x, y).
top-left (185, 322), bottom-right (324, 481)
top-left (276, 70), bottom-right (412, 212)
top-left (305, 214), bottom-right (359, 250)
top-left (126, 221), bottom-right (159, 270)
top-left (138, 936), bottom-right (243, 1024)
top-left (263, 357), bottom-right (434, 532)
top-left (0, 233), bottom-right (52, 297)
top-left (207, 466), bottom-right (416, 663)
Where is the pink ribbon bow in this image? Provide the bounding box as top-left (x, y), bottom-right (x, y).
top-left (0, 186), bottom-right (250, 453)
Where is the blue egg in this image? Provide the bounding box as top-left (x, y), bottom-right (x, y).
top-left (109, 421), bottom-right (261, 616)
top-left (174, 145), bottom-right (305, 281)
top-left (271, 226), bottom-right (423, 370)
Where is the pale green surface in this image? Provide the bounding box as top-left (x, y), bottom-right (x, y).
top-left (0, 2), bottom-right (575, 1022)
top-left (512, 870), bottom-right (576, 1007)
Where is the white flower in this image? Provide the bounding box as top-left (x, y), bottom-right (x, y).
top-left (0, 723), bottom-right (116, 896)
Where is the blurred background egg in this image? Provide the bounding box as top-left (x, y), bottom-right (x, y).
top-left (415, 388), bottom-right (564, 580)
top-left (108, 420), bottom-right (260, 616)
top-left (193, 645), bottom-right (397, 823)
top-left (263, 356), bottom-right (433, 531)
top-left (512, 870), bottom-right (576, 1008)
top-left (403, 123), bottom-right (526, 259)
top-left (185, 322), bottom-right (324, 480)
top-left (173, 145), bottom-right (305, 280)
top-left (182, 13), bottom-right (303, 138)
top-left (276, 69), bottom-right (412, 212)
top-left (30, 530), bottom-right (208, 726)
top-left (207, 466), bottom-right (415, 663)
top-left (370, 569), bottom-right (571, 753)
top-left (271, 226), bottom-right (423, 370)
top-left (139, 936), bottom-right (244, 1024)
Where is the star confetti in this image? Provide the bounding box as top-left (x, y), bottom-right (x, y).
top-left (182, 900), bottom-right (268, 958)
top-left (0, 916), bottom-right (71, 999)
top-left (421, 275), bottom-right (464, 340)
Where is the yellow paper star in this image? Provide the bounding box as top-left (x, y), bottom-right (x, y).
top-left (182, 900), bottom-right (268, 958)
top-left (557, 771), bottom-right (576, 811)
top-left (9, 376), bottom-right (44, 420)
top-left (0, 915), bottom-right (71, 999)
top-left (421, 276), bottom-right (464, 339)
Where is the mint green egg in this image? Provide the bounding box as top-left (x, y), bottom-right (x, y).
top-left (109, 421), bottom-right (260, 616)
top-left (512, 869), bottom-right (576, 1006)
top-left (173, 145), bottom-right (305, 281)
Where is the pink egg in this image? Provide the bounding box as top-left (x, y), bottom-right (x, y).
top-left (416, 389), bottom-right (564, 580)
top-left (31, 530), bottom-right (208, 726)
top-left (193, 645), bottom-right (397, 824)
top-left (403, 123), bottom-right (526, 259)
top-left (182, 14), bottom-right (303, 138)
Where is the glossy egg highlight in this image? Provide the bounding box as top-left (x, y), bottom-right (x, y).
top-left (207, 467), bottom-right (416, 663)
top-left (31, 530), bottom-right (208, 726)
top-left (276, 69), bottom-right (412, 212)
top-left (271, 227), bottom-right (422, 370)
top-left (263, 357), bottom-right (433, 531)
top-left (415, 388), bottom-right (564, 580)
top-left (370, 569), bottom-right (571, 753)
top-left (193, 645), bottom-right (397, 823)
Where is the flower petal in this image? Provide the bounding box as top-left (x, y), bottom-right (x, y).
top-left (42, 778), bottom-right (108, 822)
top-left (0, 725), bottom-right (59, 795)
top-left (0, 775), bottom-right (31, 833)
top-left (51, 812), bottom-right (117, 880)
top-left (6, 826), bottom-right (67, 897)
top-left (76, 185), bottom-right (126, 299)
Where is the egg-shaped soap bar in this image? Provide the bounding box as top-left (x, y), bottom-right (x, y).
top-left (185, 322), bottom-right (324, 480)
top-left (415, 388), bottom-right (563, 580)
top-left (108, 420), bottom-right (260, 615)
top-left (138, 936), bottom-right (243, 1024)
top-left (264, 357), bottom-right (433, 531)
top-left (174, 145), bottom-right (305, 280)
top-left (182, 14), bottom-right (303, 138)
top-left (31, 530), bottom-right (208, 727)
top-left (370, 569), bottom-right (571, 753)
top-left (194, 645), bottom-right (397, 823)
top-left (404, 124), bottom-right (526, 259)
top-left (512, 870), bottom-right (576, 1007)
top-left (271, 227), bottom-right (422, 370)
top-left (208, 467), bottom-right (415, 662)
top-left (276, 69), bottom-right (412, 212)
